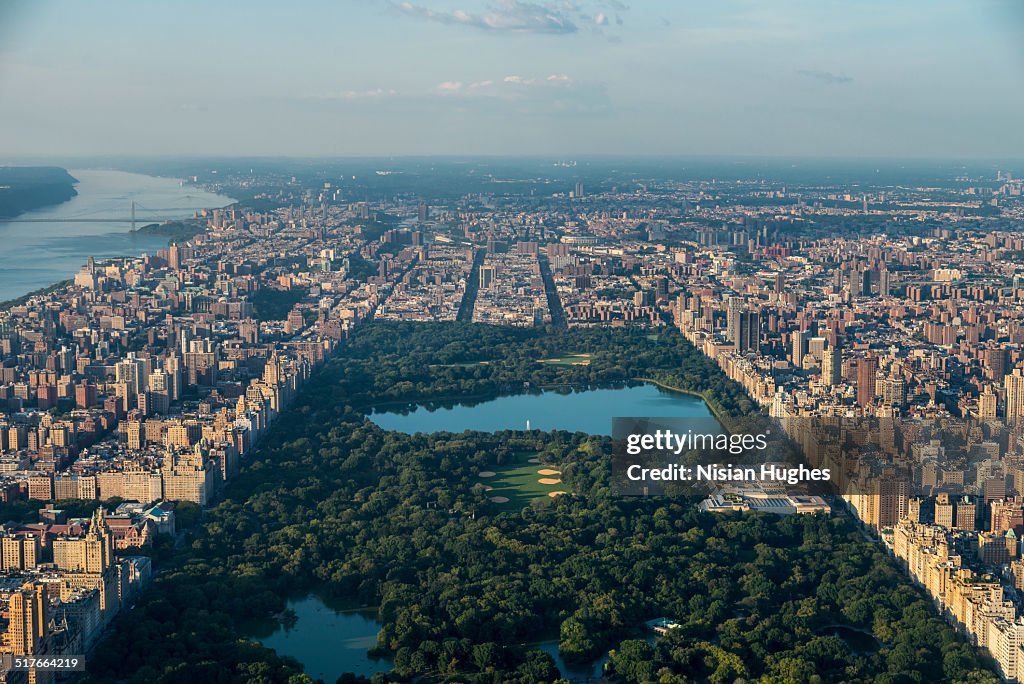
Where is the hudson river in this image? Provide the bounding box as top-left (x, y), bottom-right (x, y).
top-left (0, 169), bottom-right (234, 302)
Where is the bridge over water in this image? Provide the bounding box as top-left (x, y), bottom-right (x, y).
top-left (0, 201), bottom-right (198, 231)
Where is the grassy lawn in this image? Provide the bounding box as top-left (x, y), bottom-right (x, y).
top-left (480, 455), bottom-right (565, 511)
top-left (536, 352), bottom-right (591, 366)
top-left (429, 360), bottom-right (492, 368)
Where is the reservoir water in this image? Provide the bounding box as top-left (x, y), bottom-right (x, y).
top-left (369, 382), bottom-right (716, 435)
top-left (0, 169), bottom-right (234, 302)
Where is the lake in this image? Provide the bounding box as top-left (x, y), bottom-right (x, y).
top-left (369, 382), bottom-right (716, 435)
top-left (247, 595), bottom-right (614, 682)
top-left (0, 169), bottom-right (234, 301)
top-left (245, 596), bottom-right (392, 682)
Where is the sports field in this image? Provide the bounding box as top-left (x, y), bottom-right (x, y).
top-left (536, 352), bottom-right (591, 366)
top-left (479, 458), bottom-right (567, 510)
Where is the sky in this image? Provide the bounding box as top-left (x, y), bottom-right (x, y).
top-left (0, 0), bottom-right (1023, 159)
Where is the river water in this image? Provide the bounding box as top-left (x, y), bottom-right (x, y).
top-left (0, 169), bottom-right (234, 302)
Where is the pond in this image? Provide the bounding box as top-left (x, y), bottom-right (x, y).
top-left (247, 596), bottom-right (613, 682)
top-left (534, 641), bottom-right (609, 680)
top-left (369, 382), bottom-right (716, 436)
top-left (245, 595), bottom-right (392, 682)
top-left (817, 624), bottom-right (882, 654)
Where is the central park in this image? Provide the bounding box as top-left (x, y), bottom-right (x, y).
top-left (79, 322), bottom-right (999, 684)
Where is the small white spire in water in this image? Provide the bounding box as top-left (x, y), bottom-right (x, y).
top-left (526, 419), bottom-right (531, 430)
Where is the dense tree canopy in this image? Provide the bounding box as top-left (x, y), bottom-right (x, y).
top-left (83, 323), bottom-right (999, 684)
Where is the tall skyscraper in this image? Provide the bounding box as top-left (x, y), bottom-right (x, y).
top-left (791, 329), bottom-right (807, 367)
top-left (883, 376), bottom-right (906, 409)
top-left (52, 507), bottom-right (113, 574)
top-left (1007, 368), bottom-right (1024, 421)
top-left (935, 493), bottom-right (954, 528)
top-left (165, 353), bottom-right (183, 402)
top-left (8, 581), bottom-right (49, 660)
top-left (1, 534), bottom-right (40, 570)
top-left (822, 342), bottom-right (842, 386)
top-left (980, 385), bottom-right (998, 419)
top-left (148, 367), bottom-right (170, 414)
top-left (726, 296), bottom-right (743, 347)
top-left (858, 355), bottom-right (879, 408)
top-left (179, 328), bottom-right (192, 357)
top-left (479, 265), bottom-right (496, 290)
top-left (987, 346), bottom-right (1009, 383)
top-left (905, 497), bottom-right (923, 523)
top-left (737, 310), bottom-right (760, 353)
top-left (854, 475), bottom-right (909, 529)
top-left (850, 269), bottom-right (863, 297)
top-left (956, 496), bottom-right (977, 531)
top-left (126, 419), bottom-right (144, 450)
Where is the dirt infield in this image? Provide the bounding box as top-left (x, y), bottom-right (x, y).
top-left (489, 496), bottom-right (510, 503)
top-left (548, 491), bottom-right (567, 497)
top-left (537, 468), bottom-right (561, 476)
top-left (478, 471), bottom-right (496, 477)
top-left (538, 477), bottom-right (562, 485)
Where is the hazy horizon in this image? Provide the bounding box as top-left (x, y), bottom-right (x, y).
top-left (2, 0), bottom-right (1023, 159)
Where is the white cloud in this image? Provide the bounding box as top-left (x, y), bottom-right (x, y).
top-left (796, 69), bottom-right (854, 85)
top-left (500, 73), bottom-right (571, 87)
top-left (303, 72), bottom-right (605, 116)
top-left (396, 0), bottom-right (578, 34)
top-left (392, 0), bottom-right (626, 37)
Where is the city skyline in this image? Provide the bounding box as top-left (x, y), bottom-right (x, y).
top-left (1, 0), bottom-right (1023, 159)
top-left (4, 2), bottom-right (1024, 681)
top-left (2, 151), bottom-right (1024, 682)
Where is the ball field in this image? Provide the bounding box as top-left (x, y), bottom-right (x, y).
top-left (536, 352), bottom-right (591, 366)
top-left (479, 458), bottom-right (567, 510)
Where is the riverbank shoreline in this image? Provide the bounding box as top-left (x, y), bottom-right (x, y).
top-left (0, 166), bottom-right (78, 219)
top-left (0, 169), bottom-right (235, 303)
top-left (0, 278), bottom-right (73, 311)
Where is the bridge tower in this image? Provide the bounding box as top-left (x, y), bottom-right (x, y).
top-left (131, 201), bottom-right (136, 232)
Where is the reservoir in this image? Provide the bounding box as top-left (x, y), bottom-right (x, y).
top-left (369, 382), bottom-right (716, 435)
top-left (0, 169), bottom-right (234, 302)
